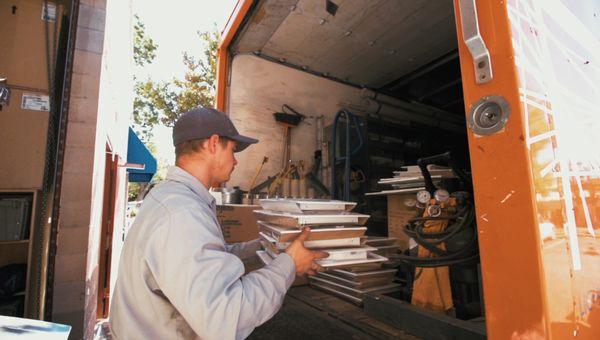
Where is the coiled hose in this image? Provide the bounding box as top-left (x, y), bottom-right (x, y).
top-left (389, 201), bottom-right (479, 267)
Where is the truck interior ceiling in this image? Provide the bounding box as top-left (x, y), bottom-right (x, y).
top-left (230, 0), bottom-right (484, 329)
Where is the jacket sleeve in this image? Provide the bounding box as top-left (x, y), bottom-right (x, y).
top-left (226, 239), bottom-right (262, 260)
top-left (145, 208), bottom-right (295, 340)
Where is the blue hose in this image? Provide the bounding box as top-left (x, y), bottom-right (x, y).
top-left (331, 109), bottom-right (364, 200)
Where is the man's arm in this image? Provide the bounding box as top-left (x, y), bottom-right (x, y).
top-left (145, 208), bottom-right (294, 339)
top-left (226, 239), bottom-right (261, 260)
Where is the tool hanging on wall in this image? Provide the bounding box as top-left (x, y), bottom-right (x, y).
top-left (267, 164), bottom-right (296, 197)
top-left (250, 159), bottom-right (330, 198)
top-left (248, 156), bottom-right (268, 194)
top-left (273, 105), bottom-right (305, 169)
top-left (331, 109), bottom-right (364, 201)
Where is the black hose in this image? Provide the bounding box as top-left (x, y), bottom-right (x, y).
top-left (397, 201), bottom-right (479, 267)
top-left (391, 254), bottom-right (480, 267)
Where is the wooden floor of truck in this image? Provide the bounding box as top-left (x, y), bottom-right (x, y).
top-left (249, 286), bottom-right (420, 340)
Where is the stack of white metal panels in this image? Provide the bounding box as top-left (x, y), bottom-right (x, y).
top-left (362, 236), bottom-right (401, 258)
top-left (254, 199), bottom-right (385, 267)
top-left (365, 165), bottom-right (454, 197)
top-left (310, 236), bottom-right (402, 305)
top-left (310, 267), bottom-right (400, 305)
top-left (253, 199), bottom-right (401, 304)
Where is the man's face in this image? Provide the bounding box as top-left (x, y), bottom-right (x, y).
top-left (213, 139), bottom-right (238, 182)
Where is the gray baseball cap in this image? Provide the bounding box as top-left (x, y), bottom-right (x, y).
top-left (172, 106), bottom-right (258, 152)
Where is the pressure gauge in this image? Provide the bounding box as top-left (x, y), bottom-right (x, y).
top-left (416, 190), bottom-right (431, 204)
top-left (434, 189), bottom-right (450, 203)
top-left (404, 198), bottom-right (417, 207)
top-left (427, 204), bottom-right (442, 217)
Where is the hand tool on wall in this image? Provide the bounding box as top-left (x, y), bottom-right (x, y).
top-left (273, 105), bottom-right (305, 169)
top-left (250, 175), bottom-right (277, 194)
top-left (268, 164), bottom-right (296, 196)
top-left (248, 156), bottom-right (268, 194)
top-left (298, 160), bottom-right (306, 198)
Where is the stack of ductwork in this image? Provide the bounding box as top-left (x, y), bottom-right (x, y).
top-left (254, 198), bottom-right (400, 304)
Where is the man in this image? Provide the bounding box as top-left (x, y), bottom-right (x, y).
top-left (110, 107), bottom-right (327, 339)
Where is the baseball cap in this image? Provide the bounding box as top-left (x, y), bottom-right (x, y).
top-left (172, 106), bottom-right (258, 152)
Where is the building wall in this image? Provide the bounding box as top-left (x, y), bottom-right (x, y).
top-left (52, 0), bottom-right (132, 338)
top-left (226, 54), bottom-right (364, 190)
top-left (92, 0), bottom-right (132, 326)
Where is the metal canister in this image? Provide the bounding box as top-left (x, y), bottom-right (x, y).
top-left (282, 178), bottom-right (291, 197)
top-left (290, 179), bottom-right (300, 198)
top-left (299, 178), bottom-right (307, 198)
top-left (242, 193), bottom-right (253, 205)
top-left (307, 187), bottom-right (316, 199)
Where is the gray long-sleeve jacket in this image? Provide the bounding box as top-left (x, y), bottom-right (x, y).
top-left (109, 166), bottom-right (295, 339)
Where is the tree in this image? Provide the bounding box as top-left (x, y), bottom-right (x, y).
top-left (127, 140), bottom-right (168, 201)
top-left (132, 14), bottom-right (158, 141)
top-left (129, 16), bottom-right (219, 200)
top-left (133, 14), bottom-right (157, 67)
top-left (133, 27), bottom-right (220, 140)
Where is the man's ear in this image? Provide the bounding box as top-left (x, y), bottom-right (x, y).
top-left (206, 134), bottom-right (220, 154)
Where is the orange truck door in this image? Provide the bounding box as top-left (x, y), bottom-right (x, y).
top-left (455, 0), bottom-right (600, 338)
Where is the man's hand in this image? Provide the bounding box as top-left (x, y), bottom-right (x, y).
top-left (285, 228), bottom-right (329, 276)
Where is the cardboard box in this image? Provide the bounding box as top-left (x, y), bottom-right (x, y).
top-left (387, 194), bottom-right (418, 251)
top-left (0, 0), bottom-right (63, 91)
top-left (0, 0), bottom-right (59, 190)
top-left (216, 204), bottom-right (260, 243)
top-left (0, 89), bottom-right (49, 189)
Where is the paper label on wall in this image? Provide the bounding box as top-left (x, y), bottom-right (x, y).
top-left (42, 2), bottom-right (57, 22)
top-left (21, 94), bottom-right (50, 111)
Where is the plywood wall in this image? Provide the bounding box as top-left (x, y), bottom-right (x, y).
top-left (227, 55), bottom-right (364, 190)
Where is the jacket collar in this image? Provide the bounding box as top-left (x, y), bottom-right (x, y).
top-left (165, 166), bottom-right (216, 206)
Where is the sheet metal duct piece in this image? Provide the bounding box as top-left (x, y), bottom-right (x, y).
top-left (345, 98), bottom-right (464, 134)
top-left (360, 89), bottom-right (464, 125)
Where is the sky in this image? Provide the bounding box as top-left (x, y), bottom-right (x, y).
top-left (132, 0), bottom-right (238, 166)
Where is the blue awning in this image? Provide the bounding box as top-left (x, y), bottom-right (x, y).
top-left (127, 127), bottom-right (157, 183)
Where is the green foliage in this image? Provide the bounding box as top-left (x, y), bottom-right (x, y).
top-left (129, 16), bottom-right (220, 200)
top-left (128, 182), bottom-right (145, 201)
top-left (133, 14), bottom-right (157, 67)
top-left (125, 139), bottom-right (168, 201)
top-left (133, 26), bottom-right (220, 141)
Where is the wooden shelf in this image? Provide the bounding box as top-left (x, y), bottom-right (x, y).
top-left (1, 189), bottom-right (38, 317)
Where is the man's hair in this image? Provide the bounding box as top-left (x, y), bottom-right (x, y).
top-left (175, 136), bottom-right (231, 161)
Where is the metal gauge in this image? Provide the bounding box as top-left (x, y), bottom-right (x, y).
top-left (434, 189), bottom-right (450, 203)
top-left (404, 198), bottom-right (417, 207)
top-left (427, 204), bottom-right (442, 217)
top-left (416, 190), bottom-right (431, 204)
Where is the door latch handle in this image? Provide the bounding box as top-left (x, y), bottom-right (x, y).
top-left (459, 0), bottom-right (493, 84)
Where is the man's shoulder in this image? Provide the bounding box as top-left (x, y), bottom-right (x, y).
top-left (127, 181), bottom-right (214, 246)
top-left (144, 180), bottom-right (211, 215)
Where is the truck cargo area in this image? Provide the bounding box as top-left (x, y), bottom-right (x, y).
top-left (224, 1), bottom-right (485, 339)
top-left (251, 287), bottom-right (420, 340)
